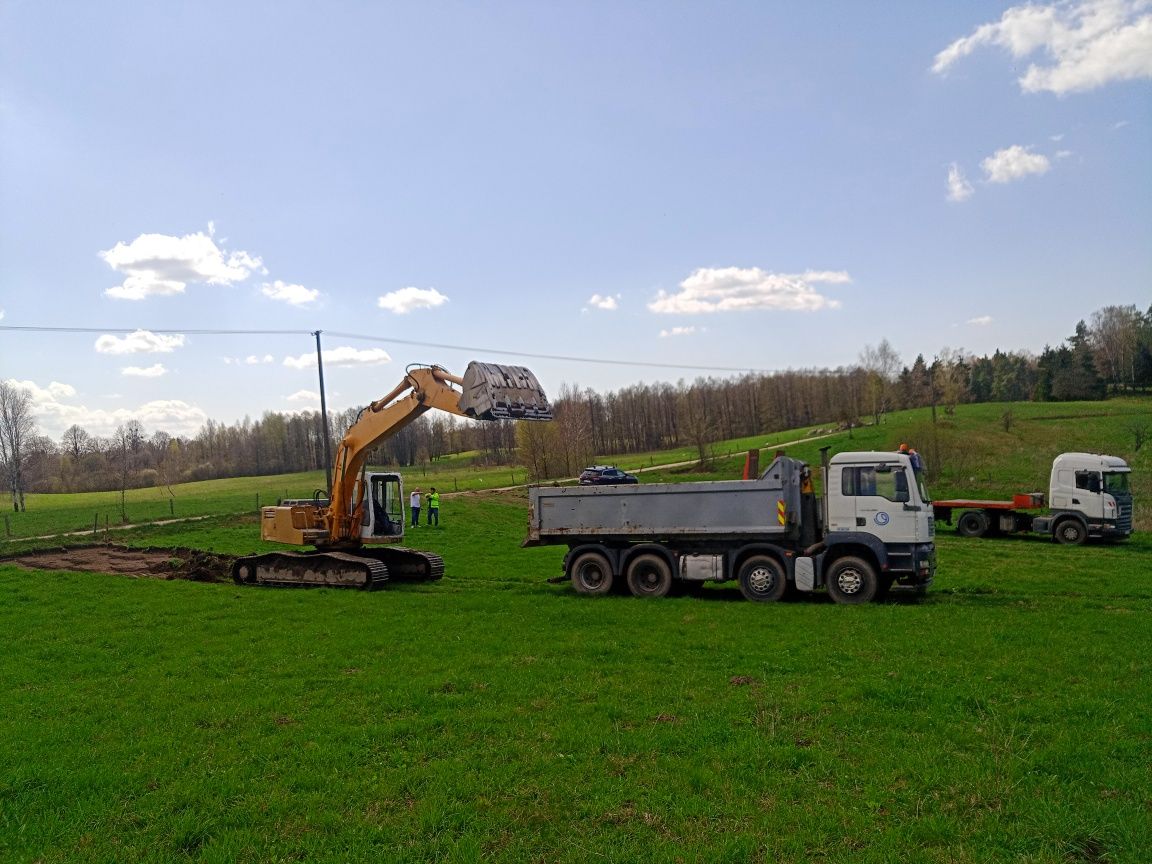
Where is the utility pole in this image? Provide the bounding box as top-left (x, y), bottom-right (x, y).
top-left (314, 330), bottom-right (333, 496)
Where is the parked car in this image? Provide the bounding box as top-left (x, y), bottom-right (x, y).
top-left (579, 465), bottom-right (639, 485)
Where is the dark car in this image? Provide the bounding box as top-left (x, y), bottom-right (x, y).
top-left (579, 465), bottom-right (639, 485)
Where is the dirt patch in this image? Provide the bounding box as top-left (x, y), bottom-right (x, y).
top-left (3, 544), bottom-right (233, 583)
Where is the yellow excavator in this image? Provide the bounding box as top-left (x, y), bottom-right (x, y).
top-left (231, 361), bottom-right (551, 588)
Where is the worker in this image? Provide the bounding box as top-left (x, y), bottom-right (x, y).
top-left (410, 487), bottom-right (422, 528)
top-left (427, 487), bottom-right (441, 527)
top-left (909, 448), bottom-right (923, 473)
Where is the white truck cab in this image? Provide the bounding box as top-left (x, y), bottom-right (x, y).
top-left (825, 451), bottom-right (935, 545)
top-left (1045, 452), bottom-right (1133, 539)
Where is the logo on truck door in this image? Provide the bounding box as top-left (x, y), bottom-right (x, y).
top-left (874, 511), bottom-right (890, 526)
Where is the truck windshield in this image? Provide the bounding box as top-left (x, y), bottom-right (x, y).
top-left (916, 474), bottom-right (931, 504)
top-left (1104, 472), bottom-right (1130, 495)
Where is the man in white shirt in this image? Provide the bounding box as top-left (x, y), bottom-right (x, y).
top-left (409, 488), bottom-right (422, 528)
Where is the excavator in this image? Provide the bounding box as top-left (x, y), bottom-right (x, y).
top-left (231, 361), bottom-right (551, 589)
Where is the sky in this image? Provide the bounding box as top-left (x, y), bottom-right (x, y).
top-left (2, 0), bottom-right (1150, 442)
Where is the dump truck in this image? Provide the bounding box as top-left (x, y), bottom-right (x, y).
top-left (524, 450), bottom-right (936, 604)
top-left (231, 362), bottom-right (551, 588)
top-left (933, 452), bottom-right (1133, 544)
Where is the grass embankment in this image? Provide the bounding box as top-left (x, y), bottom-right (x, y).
top-left (2, 493), bottom-right (1150, 863)
top-left (8, 397), bottom-right (1148, 544)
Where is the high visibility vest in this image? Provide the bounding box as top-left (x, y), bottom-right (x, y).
top-left (429, 493), bottom-right (441, 508)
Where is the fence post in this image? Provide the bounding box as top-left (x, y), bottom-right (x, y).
top-left (169, 499), bottom-right (174, 516)
top-left (93, 513), bottom-right (99, 536)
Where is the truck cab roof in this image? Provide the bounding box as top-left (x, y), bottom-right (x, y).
top-left (1052, 453), bottom-right (1130, 472)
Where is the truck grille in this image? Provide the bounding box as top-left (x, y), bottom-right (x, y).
top-left (1116, 501), bottom-right (1133, 533)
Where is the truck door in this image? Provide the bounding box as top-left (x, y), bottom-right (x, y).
top-left (1072, 470), bottom-right (1104, 521)
top-left (843, 463), bottom-right (915, 544)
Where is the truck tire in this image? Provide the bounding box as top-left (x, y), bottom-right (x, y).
top-left (737, 556), bottom-right (787, 602)
top-left (569, 551), bottom-right (614, 595)
top-left (826, 556), bottom-right (879, 605)
top-left (625, 553), bottom-right (673, 598)
top-left (1054, 518), bottom-right (1087, 546)
top-left (956, 511), bottom-right (989, 538)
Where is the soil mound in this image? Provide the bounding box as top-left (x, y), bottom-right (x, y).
top-left (4, 545), bottom-right (233, 583)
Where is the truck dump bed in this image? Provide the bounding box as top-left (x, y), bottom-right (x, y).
top-left (525, 456), bottom-right (805, 545)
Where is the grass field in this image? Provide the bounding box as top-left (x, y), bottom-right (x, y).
top-left (2, 398), bottom-right (1150, 862)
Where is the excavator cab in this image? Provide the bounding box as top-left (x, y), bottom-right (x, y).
top-left (363, 473), bottom-right (404, 539)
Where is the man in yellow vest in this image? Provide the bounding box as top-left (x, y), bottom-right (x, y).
top-left (427, 487), bottom-right (441, 527)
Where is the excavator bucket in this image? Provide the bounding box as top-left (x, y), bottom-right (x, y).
top-left (458, 362), bottom-right (553, 421)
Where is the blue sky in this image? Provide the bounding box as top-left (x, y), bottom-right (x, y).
top-left (2, 0), bottom-right (1149, 440)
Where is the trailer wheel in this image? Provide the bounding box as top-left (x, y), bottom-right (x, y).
top-left (1054, 518), bottom-right (1087, 546)
top-left (826, 556), bottom-right (879, 605)
top-left (737, 556), bottom-right (787, 602)
top-left (625, 554), bottom-right (673, 598)
top-left (569, 551), bottom-right (614, 595)
top-left (956, 511), bottom-right (989, 538)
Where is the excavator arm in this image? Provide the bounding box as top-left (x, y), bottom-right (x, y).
top-left (325, 362), bottom-right (551, 546)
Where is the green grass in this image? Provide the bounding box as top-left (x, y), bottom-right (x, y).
top-left (1, 397), bottom-right (1150, 861)
top-left (2, 488), bottom-right (1151, 863)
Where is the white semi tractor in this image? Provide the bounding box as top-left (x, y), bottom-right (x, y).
top-left (933, 452), bottom-right (1134, 544)
top-left (524, 450), bottom-right (936, 604)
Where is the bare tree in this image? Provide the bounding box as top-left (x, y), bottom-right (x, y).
top-left (1090, 305), bottom-right (1142, 390)
top-left (859, 339), bottom-right (902, 425)
top-left (0, 381), bottom-right (37, 511)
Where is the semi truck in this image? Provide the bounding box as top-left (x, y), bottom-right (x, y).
top-left (933, 452), bottom-right (1133, 544)
top-left (524, 450), bottom-right (936, 604)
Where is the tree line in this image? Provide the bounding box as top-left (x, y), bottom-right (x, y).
top-left (2, 304), bottom-right (1149, 503)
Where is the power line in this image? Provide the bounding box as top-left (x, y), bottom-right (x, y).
top-left (0, 324), bottom-right (773, 374)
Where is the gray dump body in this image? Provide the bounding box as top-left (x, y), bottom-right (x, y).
top-left (525, 456), bottom-right (806, 544)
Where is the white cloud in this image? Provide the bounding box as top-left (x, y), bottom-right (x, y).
top-left (659, 326), bottom-right (699, 338)
top-left (122, 363), bottom-right (167, 378)
top-left (245, 354), bottom-right (275, 365)
top-left (262, 280), bottom-right (319, 306)
top-left (377, 286), bottom-right (449, 314)
top-left (649, 267), bottom-right (849, 315)
top-left (0, 308), bottom-right (5, 320)
top-left (967, 315), bottom-right (994, 326)
top-left (286, 390), bottom-right (321, 404)
top-left (284, 346), bottom-right (392, 369)
top-left (94, 329), bottom-right (185, 355)
top-left (587, 293), bottom-right (620, 311)
top-left (99, 226), bottom-right (265, 300)
top-left (932, 0), bottom-right (1152, 95)
top-left (947, 163), bottom-right (975, 202)
top-left (1113, 119), bottom-right (1131, 129)
top-left (6, 378), bottom-right (207, 439)
top-left (981, 145), bottom-right (1052, 182)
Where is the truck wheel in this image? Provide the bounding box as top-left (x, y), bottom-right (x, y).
top-left (826, 556), bottom-right (879, 605)
top-left (1054, 519), bottom-right (1087, 546)
top-left (569, 551), bottom-right (614, 595)
top-left (737, 556), bottom-right (787, 602)
top-left (625, 554), bottom-right (673, 598)
top-left (956, 511), bottom-right (988, 538)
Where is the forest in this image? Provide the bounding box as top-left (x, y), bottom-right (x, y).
top-left (2, 304), bottom-right (1150, 502)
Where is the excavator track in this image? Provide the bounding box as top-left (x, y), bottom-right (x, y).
top-left (231, 547), bottom-right (443, 590)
